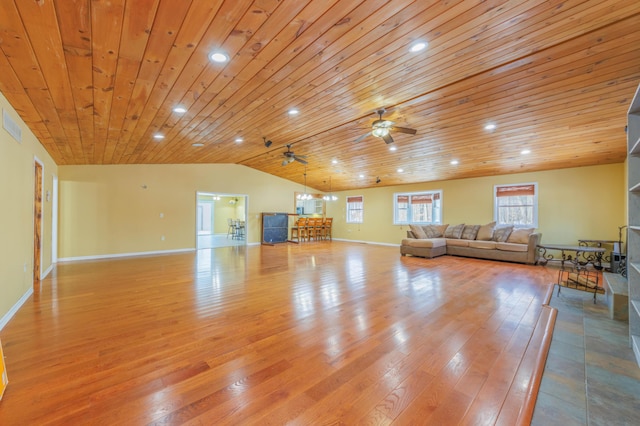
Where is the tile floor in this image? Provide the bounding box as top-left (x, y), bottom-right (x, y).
top-left (532, 285), bottom-right (640, 425)
top-left (197, 233), bottom-right (246, 249)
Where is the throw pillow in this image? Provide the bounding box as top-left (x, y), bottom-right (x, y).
top-left (461, 225), bottom-right (480, 240)
top-left (422, 225), bottom-right (439, 238)
top-left (507, 227), bottom-right (535, 244)
top-left (492, 225), bottom-right (514, 242)
top-left (422, 224), bottom-right (448, 238)
top-left (409, 224), bottom-right (428, 239)
top-left (444, 223), bottom-right (465, 239)
top-left (476, 221), bottom-right (496, 241)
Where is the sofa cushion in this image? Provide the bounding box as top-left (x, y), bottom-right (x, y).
top-left (476, 222), bottom-right (495, 241)
top-left (444, 223), bottom-right (465, 239)
top-left (496, 242), bottom-right (528, 252)
top-left (446, 238), bottom-right (470, 247)
top-left (403, 238), bottom-right (447, 248)
top-left (492, 225), bottom-right (514, 242)
top-left (506, 227), bottom-right (535, 244)
top-left (461, 225), bottom-right (480, 240)
top-left (468, 240), bottom-right (497, 249)
top-left (423, 224), bottom-right (448, 238)
top-left (410, 224), bottom-right (428, 239)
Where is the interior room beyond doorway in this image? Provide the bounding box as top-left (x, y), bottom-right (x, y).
top-left (196, 192), bottom-right (247, 249)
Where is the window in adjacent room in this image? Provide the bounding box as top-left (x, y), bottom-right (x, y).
top-left (346, 195), bottom-right (364, 223)
top-left (393, 190), bottom-right (442, 225)
top-left (494, 183), bottom-right (538, 227)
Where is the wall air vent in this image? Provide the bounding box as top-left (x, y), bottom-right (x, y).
top-left (3, 109), bottom-right (22, 143)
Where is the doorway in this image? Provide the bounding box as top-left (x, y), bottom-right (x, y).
top-left (33, 159), bottom-right (44, 283)
top-left (196, 192), bottom-right (247, 249)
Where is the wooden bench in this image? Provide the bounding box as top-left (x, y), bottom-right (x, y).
top-left (603, 272), bottom-right (628, 321)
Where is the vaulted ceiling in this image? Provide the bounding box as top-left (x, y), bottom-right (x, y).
top-left (1, 0), bottom-right (639, 191)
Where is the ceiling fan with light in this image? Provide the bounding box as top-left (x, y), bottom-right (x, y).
top-left (355, 109), bottom-right (417, 144)
top-left (281, 144), bottom-right (308, 166)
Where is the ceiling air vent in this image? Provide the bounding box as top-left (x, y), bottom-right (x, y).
top-left (3, 109), bottom-right (22, 143)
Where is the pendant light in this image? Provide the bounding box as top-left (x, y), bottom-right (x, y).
top-left (297, 168), bottom-right (312, 200)
top-left (323, 176), bottom-right (338, 201)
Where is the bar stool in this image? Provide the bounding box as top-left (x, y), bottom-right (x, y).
top-left (291, 217), bottom-right (308, 242)
top-left (322, 217), bottom-right (333, 241)
top-left (234, 221), bottom-right (245, 239)
top-left (227, 218), bottom-right (237, 239)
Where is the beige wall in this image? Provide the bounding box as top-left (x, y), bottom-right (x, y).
top-left (0, 92), bottom-right (57, 322)
top-left (327, 163), bottom-right (626, 246)
top-left (58, 164), bottom-right (312, 258)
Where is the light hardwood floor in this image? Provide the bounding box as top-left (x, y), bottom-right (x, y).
top-left (0, 243), bottom-right (557, 425)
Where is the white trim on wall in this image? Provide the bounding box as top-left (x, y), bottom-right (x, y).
top-left (58, 248), bottom-right (196, 263)
top-left (332, 238), bottom-right (400, 247)
top-left (0, 287), bottom-right (33, 331)
top-left (52, 174), bottom-right (58, 263)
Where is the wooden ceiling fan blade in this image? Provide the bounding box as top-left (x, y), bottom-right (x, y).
top-left (382, 133), bottom-right (394, 144)
top-left (392, 126), bottom-right (417, 135)
top-left (355, 132), bottom-right (371, 143)
top-left (294, 157), bottom-right (308, 165)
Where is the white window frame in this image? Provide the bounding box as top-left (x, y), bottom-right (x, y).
top-left (346, 195), bottom-right (364, 224)
top-left (493, 182), bottom-right (538, 228)
top-left (393, 190), bottom-right (443, 225)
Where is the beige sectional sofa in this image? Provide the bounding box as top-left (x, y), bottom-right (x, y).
top-left (400, 222), bottom-right (541, 265)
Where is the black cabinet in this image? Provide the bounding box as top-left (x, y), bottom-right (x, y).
top-left (261, 213), bottom-right (289, 245)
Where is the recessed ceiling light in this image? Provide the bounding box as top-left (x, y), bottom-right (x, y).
top-left (288, 108), bottom-right (300, 115)
top-left (450, 160), bottom-right (459, 165)
top-left (484, 123), bottom-right (497, 131)
top-left (209, 50), bottom-right (229, 63)
top-left (389, 146), bottom-right (397, 151)
top-left (153, 134), bottom-right (165, 140)
top-left (521, 149), bottom-right (531, 155)
top-left (173, 106), bottom-right (187, 114)
top-left (192, 143), bottom-right (204, 147)
top-left (332, 159), bottom-right (338, 164)
top-left (359, 174), bottom-right (365, 178)
top-left (235, 137), bottom-right (243, 143)
top-left (397, 168), bottom-right (404, 173)
top-left (409, 41), bottom-right (428, 52)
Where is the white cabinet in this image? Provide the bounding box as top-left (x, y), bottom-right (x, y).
top-left (627, 83), bottom-right (640, 366)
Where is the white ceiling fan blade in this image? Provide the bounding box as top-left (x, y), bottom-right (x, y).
top-left (355, 132), bottom-right (371, 143)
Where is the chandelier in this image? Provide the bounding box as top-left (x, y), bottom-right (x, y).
top-left (296, 168), bottom-right (313, 200)
top-left (323, 176), bottom-right (338, 201)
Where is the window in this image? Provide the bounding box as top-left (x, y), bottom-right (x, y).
top-left (346, 195), bottom-right (363, 223)
top-left (494, 183), bottom-right (538, 227)
top-left (393, 190), bottom-right (442, 225)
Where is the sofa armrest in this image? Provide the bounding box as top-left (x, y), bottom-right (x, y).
top-left (526, 233), bottom-right (542, 264)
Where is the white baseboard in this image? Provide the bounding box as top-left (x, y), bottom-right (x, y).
top-left (58, 248), bottom-right (196, 263)
top-left (41, 263), bottom-right (54, 280)
top-left (332, 238), bottom-right (400, 247)
top-left (0, 287), bottom-right (33, 331)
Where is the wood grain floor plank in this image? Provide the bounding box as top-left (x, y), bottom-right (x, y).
top-left (0, 244), bottom-right (556, 425)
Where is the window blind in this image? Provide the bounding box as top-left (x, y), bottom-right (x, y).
top-left (496, 184), bottom-right (535, 197)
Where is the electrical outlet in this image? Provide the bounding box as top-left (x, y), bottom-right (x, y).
top-left (159, 213), bottom-right (164, 218)
top-left (23, 262), bottom-right (27, 272)
top-left (161, 235), bottom-right (165, 241)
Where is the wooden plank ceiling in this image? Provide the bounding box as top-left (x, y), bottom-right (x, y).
top-left (1, 0), bottom-right (639, 191)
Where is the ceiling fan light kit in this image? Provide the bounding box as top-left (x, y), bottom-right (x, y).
top-left (281, 144), bottom-right (307, 166)
top-left (356, 109), bottom-right (417, 145)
